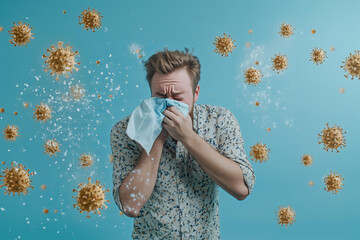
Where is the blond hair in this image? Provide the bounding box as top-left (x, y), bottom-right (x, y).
top-left (144, 47), bottom-right (201, 95)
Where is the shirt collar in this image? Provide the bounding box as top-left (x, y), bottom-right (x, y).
top-left (193, 103), bottom-right (198, 133)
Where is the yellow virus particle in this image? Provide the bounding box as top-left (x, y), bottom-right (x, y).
top-left (135, 49), bottom-right (141, 54)
top-left (310, 47), bottom-right (327, 65)
top-left (244, 66), bottom-right (263, 86)
top-left (72, 177), bottom-right (110, 218)
top-left (0, 26), bottom-right (3, 32)
top-left (245, 42), bottom-right (250, 47)
top-left (318, 123), bottom-right (346, 153)
top-left (2, 125), bottom-right (20, 141)
top-left (254, 101), bottom-right (260, 106)
top-left (248, 29), bottom-right (253, 34)
top-left (96, 60), bottom-right (100, 64)
top-left (8, 21), bottom-right (34, 47)
top-left (54, 209), bottom-right (58, 213)
top-left (63, 10), bottom-right (66, 14)
top-left (43, 208), bottom-right (49, 214)
top-left (309, 180), bottom-right (314, 186)
top-left (0, 108), bottom-right (4, 113)
top-left (250, 141), bottom-right (270, 163)
top-left (276, 206), bottom-right (296, 228)
top-left (139, 54), bottom-right (143, 59)
top-left (301, 154), bottom-right (313, 167)
top-left (79, 153), bottom-right (94, 168)
top-left (41, 184), bottom-right (46, 190)
top-left (14, 112), bottom-right (18, 116)
top-left (278, 22), bottom-right (295, 38)
top-left (1, 162), bottom-right (5, 165)
top-left (213, 33), bottom-right (237, 57)
top-left (23, 102), bottom-right (29, 108)
top-left (33, 102), bottom-right (53, 123)
top-left (79, 7), bottom-right (103, 32)
top-left (311, 29), bottom-right (316, 34)
top-left (271, 53), bottom-right (288, 74)
top-left (70, 84), bottom-right (85, 100)
top-left (266, 127), bottom-right (271, 132)
top-left (340, 50), bottom-right (360, 80)
top-left (330, 46), bottom-right (335, 51)
top-left (254, 61), bottom-right (259, 65)
top-left (323, 171), bottom-right (345, 194)
top-left (0, 162), bottom-right (35, 196)
top-left (43, 41), bottom-right (80, 81)
top-left (43, 138), bottom-right (61, 157)
top-left (339, 88), bottom-right (345, 93)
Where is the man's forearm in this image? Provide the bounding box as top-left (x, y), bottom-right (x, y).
top-left (119, 140), bottom-right (165, 217)
top-left (182, 132), bottom-right (249, 200)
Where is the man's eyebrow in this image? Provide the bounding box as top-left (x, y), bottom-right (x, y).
top-left (155, 91), bottom-right (184, 96)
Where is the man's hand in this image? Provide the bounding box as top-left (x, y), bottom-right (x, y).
top-left (162, 106), bottom-right (194, 143)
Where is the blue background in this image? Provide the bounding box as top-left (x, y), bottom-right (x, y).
top-left (1, 0), bottom-right (360, 239)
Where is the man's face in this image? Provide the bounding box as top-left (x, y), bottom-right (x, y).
top-left (150, 67), bottom-right (200, 123)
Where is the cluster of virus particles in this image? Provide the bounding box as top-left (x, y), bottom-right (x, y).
top-left (249, 121), bottom-right (347, 226)
top-left (218, 23), bottom-right (352, 228)
top-left (0, 7), bottom-right (357, 232)
top-left (1, 7), bottom-right (111, 219)
top-left (213, 22), bottom-right (360, 86)
top-left (8, 7), bottom-right (102, 82)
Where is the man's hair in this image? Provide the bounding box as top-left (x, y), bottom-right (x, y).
top-left (144, 47), bottom-right (201, 95)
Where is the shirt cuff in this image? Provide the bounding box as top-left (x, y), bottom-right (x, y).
top-left (113, 187), bottom-right (124, 213)
top-left (236, 163), bottom-right (255, 195)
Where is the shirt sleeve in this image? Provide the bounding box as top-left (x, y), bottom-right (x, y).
top-left (110, 120), bottom-right (142, 213)
top-left (217, 109), bottom-right (256, 195)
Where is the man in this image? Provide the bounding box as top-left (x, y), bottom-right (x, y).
top-left (110, 47), bottom-right (256, 239)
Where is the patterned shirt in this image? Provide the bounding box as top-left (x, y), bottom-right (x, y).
top-left (111, 103), bottom-right (256, 239)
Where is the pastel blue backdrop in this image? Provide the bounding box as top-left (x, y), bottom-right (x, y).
top-left (1, 0), bottom-right (359, 239)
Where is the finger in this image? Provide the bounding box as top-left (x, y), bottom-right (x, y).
top-left (168, 106), bottom-right (181, 116)
top-left (164, 108), bottom-right (177, 120)
top-left (163, 116), bottom-right (170, 124)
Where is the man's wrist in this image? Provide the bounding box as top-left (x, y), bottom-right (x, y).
top-left (182, 131), bottom-right (197, 148)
